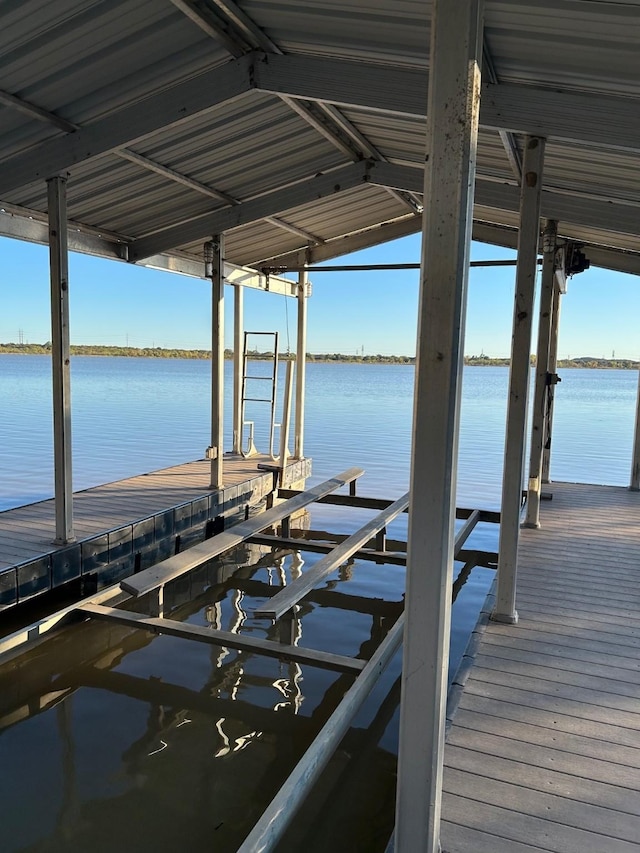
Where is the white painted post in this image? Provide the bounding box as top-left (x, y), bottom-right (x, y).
top-left (47, 175), bottom-right (74, 544)
top-left (294, 269), bottom-right (308, 460)
top-left (493, 136), bottom-right (546, 624)
top-left (233, 284), bottom-right (244, 455)
top-left (206, 236), bottom-right (225, 489)
top-left (542, 282), bottom-right (562, 483)
top-left (631, 368), bottom-right (640, 490)
top-left (278, 359), bottom-right (295, 479)
top-left (394, 1), bottom-right (483, 851)
top-left (524, 220), bottom-right (557, 528)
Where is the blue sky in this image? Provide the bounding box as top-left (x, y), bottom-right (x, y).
top-left (1, 233), bottom-right (638, 359)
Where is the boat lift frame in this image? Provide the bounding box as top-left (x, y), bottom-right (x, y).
top-left (0, 467), bottom-right (499, 851)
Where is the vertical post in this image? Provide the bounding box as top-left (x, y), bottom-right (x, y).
top-left (48, 175), bottom-right (74, 544)
top-left (394, 2), bottom-right (483, 851)
top-left (233, 284), bottom-right (244, 455)
top-left (278, 359), bottom-right (295, 481)
top-left (542, 282), bottom-right (562, 483)
top-left (206, 236), bottom-right (225, 489)
top-left (493, 136), bottom-right (546, 624)
top-left (631, 368), bottom-right (640, 490)
top-left (294, 269), bottom-right (308, 460)
top-left (524, 220), bottom-right (557, 528)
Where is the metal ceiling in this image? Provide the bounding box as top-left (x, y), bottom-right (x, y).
top-left (0, 0), bottom-right (639, 277)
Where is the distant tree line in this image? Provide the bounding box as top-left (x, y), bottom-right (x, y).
top-left (0, 343), bottom-right (637, 369)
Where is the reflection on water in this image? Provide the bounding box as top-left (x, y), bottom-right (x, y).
top-left (0, 512), bottom-right (496, 852)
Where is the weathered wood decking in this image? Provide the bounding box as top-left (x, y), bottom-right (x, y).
top-left (0, 455), bottom-right (310, 608)
top-left (443, 482), bottom-right (640, 852)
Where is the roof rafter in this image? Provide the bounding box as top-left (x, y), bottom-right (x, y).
top-left (0, 55), bottom-right (253, 195)
top-left (0, 89), bottom-right (79, 134)
top-left (116, 149), bottom-right (323, 244)
top-left (129, 161), bottom-right (372, 261)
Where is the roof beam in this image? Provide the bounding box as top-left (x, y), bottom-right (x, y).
top-left (129, 161), bottom-right (372, 261)
top-left (0, 89), bottom-right (79, 134)
top-left (0, 204), bottom-right (296, 292)
top-left (368, 163), bottom-right (640, 237)
top-left (254, 54), bottom-right (640, 154)
top-left (0, 55), bottom-right (253, 195)
top-left (255, 216), bottom-right (422, 268)
top-left (117, 149), bottom-right (324, 244)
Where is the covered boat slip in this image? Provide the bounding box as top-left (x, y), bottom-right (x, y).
top-left (443, 482), bottom-right (640, 853)
top-left (2, 0), bottom-right (640, 851)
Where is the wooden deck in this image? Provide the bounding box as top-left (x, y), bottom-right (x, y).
top-left (442, 482), bottom-right (640, 852)
top-left (0, 455), bottom-right (310, 608)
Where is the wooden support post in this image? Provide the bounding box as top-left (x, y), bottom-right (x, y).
top-left (394, 2), bottom-right (483, 851)
top-left (233, 284), bottom-right (244, 455)
top-left (525, 220), bottom-right (557, 528)
top-left (631, 368), bottom-right (640, 490)
top-left (294, 269), bottom-right (308, 460)
top-left (493, 136), bottom-right (546, 624)
top-left (542, 281), bottom-right (562, 483)
top-left (48, 175), bottom-right (74, 544)
top-left (206, 236), bottom-right (225, 488)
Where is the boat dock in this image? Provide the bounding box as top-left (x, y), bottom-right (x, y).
top-left (442, 481), bottom-right (640, 852)
top-left (0, 455), bottom-right (311, 611)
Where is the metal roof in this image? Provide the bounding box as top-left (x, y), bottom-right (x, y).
top-left (1, 0), bottom-right (639, 278)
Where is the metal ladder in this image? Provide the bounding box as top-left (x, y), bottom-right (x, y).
top-left (240, 331), bottom-right (279, 458)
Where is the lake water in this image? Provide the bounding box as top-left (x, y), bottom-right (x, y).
top-left (0, 355), bottom-right (638, 851)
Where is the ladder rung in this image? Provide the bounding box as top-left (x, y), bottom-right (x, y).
top-left (243, 397), bottom-right (272, 403)
top-left (245, 375), bottom-right (273, 380)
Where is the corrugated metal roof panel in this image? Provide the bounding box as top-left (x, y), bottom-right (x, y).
top-left (0, 0), bottom-right (227, 159)
top-left (225, 219), bottom-right (304, 265)
top-left (241, 0), bottom-right (432, 67)
top-left (485, 1), bottom-right (640, 95)
top-left (0, 1), bottom-right (638, 272)
top-left (543, 141), bottom-right (640, 204)
top-left (283, 184), bottom-right (407, 237)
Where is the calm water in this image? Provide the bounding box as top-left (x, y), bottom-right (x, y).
top-left (0, 356), bottom-right (638, 851)
top-left (2, 356), bottom-right (637, 511)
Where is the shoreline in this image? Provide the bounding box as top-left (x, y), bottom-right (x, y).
top-left (0, 345), bottom-right (637, 370)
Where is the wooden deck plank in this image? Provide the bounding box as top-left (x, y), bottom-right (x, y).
top-left (446, 744), bottom-right (640, 815)
top-left (464, 673), bottom-right (640, 722)
top-left (441, 821), bottom-right (547, 853)
top-left (442, 791), bottom-right (639, 853)
top-left (444, 481), bottom-right (640, 852)
top-left (445, 709), bottom-right (640, 790)
top-left (444, 766), bottom-right (640, 843)
top-left (480, 631), bottom-right (640, 669)
top-left (458, 695), bottom-right (640, 753)
top-left (474, 650), bottom-right (640, 691)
